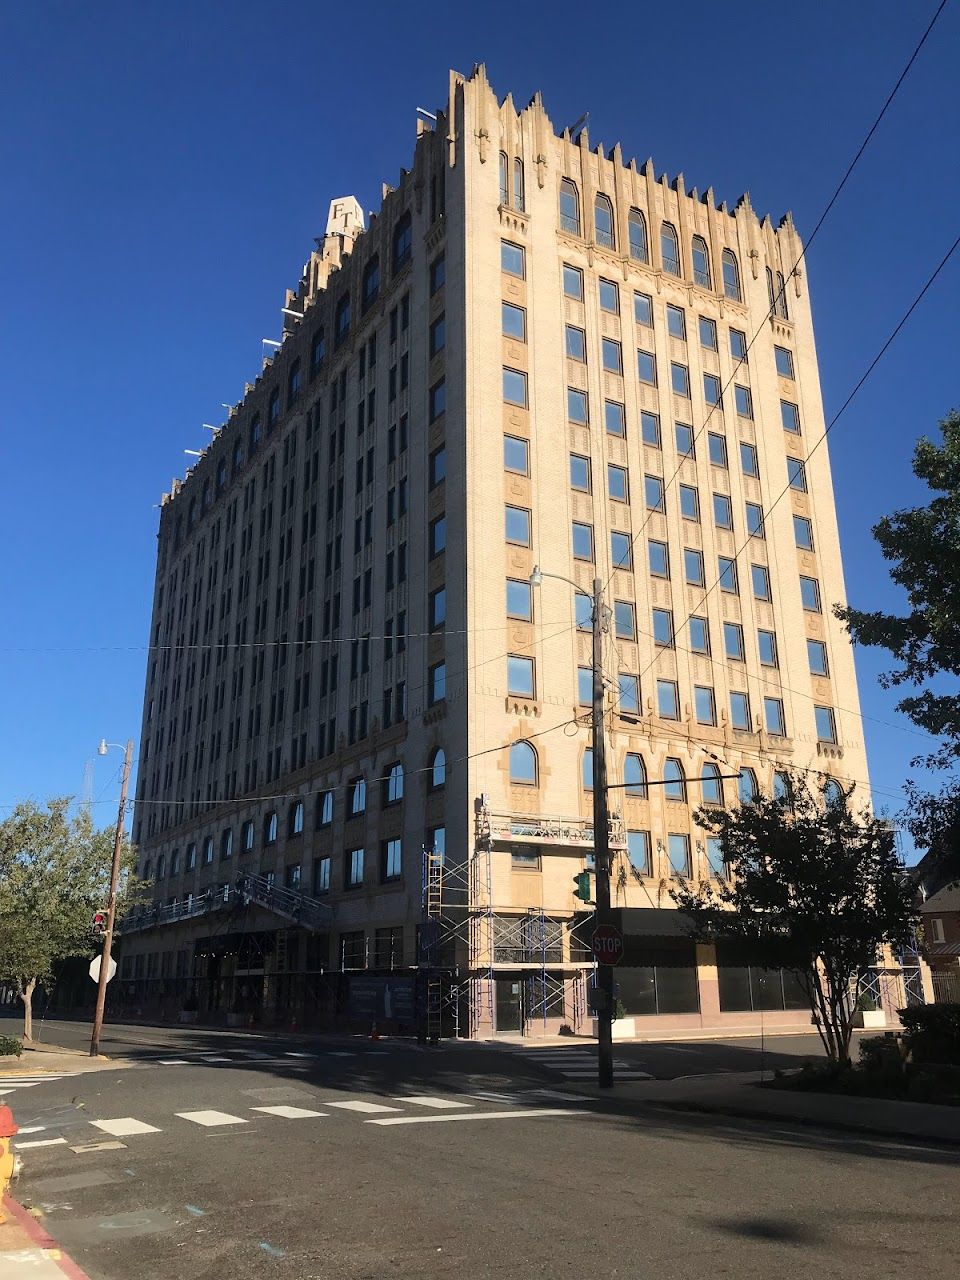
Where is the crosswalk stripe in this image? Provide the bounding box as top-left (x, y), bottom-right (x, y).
top-left (251, 1106), bottom-right (327, 1119)
top-left (15, 1137), bottom-right (68, 1149)
top-left (368, 1108), bottom-right (585, 1127)
top-left (199, 1056), bottom-right (233, 1063)
top-left (327, 1100), bottom-right (401, 1114)
top-left (91, 1118), bottom-right (162, 1137)
top-left (176, 1110), bottom-right (248, 1127)
top-left (282, 1052), bottom-right (316, 1059)
top-left (393, 1096), bottom-right (472, 1110)
top-left (157, 1059), bottom-right (191, 1065)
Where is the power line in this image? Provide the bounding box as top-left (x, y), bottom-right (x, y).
top-left (602, 0), bottom-right (949, 595)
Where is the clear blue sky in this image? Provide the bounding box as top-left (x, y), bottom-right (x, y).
top-left (1, 1), bottom-right (957, 843)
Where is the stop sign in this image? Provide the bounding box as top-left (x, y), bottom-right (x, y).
top-left (591, 924), bottom-right (624, 966)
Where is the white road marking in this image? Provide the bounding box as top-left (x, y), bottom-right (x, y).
top-left (91, 1118), bottom-right (162, 1137)
top-left (251, 1106), bottom-right (327, 1119)
top-left (17, 1125), bottom-right (47, 1134)
top-left (562, 1070), bottom-right (653, 1079)
top-left (176, 1110), bottom-right (249, 1127)
top-left (16, 1137), bottom-right (69, 1149)
top-left (199, 1056), bottom-right (233, 1063)
top-left (393, 1096), bottom-right (472, 1110)
top-left (282, 1052), bottom-right (316, 1059)
top-left (328, 1052), bottom-right (355, 1057)
top-left (70, 1140), bottom-right (127, 1153)
top-left (157, 1059), bottom-right (191, 1065)
top-left (526, 1089), bottom-right (589, 1101)
top-left (327, 1100), bottom-right (401, 1114)
top-left (368, 1108), bottom-right (585, 1126)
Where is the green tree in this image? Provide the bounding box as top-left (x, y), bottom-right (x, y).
top-left (671, 773), bottom-right (918, 1067)
top-left (836, 410), bottom-right (960, 768)
top-left (0, 798), bottom-right (139, 1040)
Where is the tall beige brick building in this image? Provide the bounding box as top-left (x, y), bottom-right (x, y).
top-left (122, 66), bottom-right (869, 1037)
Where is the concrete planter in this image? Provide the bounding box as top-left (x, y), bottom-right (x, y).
top-left (591, 1017), bottom-right (636, 1040)
top-left (854, 1009), bottom-right (887, 1029)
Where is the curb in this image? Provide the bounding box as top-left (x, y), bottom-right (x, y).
top-left (2, 1194), bottom-right (93, 1279)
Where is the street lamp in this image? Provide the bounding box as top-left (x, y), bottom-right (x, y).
top-left (90, 738), bottom-right (134, 1057)
top-left (530, 565), bottom-right (615, 1089)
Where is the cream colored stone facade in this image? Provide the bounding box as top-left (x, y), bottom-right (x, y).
top-left (123, 67), bottom-right (869, 1037)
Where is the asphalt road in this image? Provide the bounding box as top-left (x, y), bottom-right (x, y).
top-left (5, 1032), bottom-right (959, 1280)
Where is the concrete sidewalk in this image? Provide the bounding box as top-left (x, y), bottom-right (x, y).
top-left (575, 1070), bottom-right (960, 1146)
top-left (1, 1195), bottom-right (92, 1279)
top-left (1, 1042), bottom-right (134, 1076)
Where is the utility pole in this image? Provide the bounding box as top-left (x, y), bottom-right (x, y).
top-left (90, 739), bottom-right (133, 1057)
top-left (591, 577), bottom-right (614, 1089)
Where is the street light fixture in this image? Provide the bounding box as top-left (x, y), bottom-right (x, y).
top-left (90, 738), bottom-right (134, 1057)
top-left (530, 565), bottom-right (615, 1089)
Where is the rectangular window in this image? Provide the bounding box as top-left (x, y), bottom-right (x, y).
top-left (668, 834), bottom-right (691, 877)
top-left (650, 606), bottom-right (674, 647)
top-left (572, 521), bottom-right (594, 561)
top-left (775, 346), bottom-right (795, 378)
top-left (611, 531), bottom-right (633, 570)
top-left (730, 328), bottom-right (747, 362)
top-left (815, 706), bottom-right (837, 742)
top-left (502, 241), bottom-right (525, 277)
top-left (794, 515), bottom-right (814, 550)
top-left (648, 539), bottom-right (669, 578)
top-left (314, 856), bottom-right (331, 895)
top-left (734, 385), bottom-right (753, 418)
top-left (429, 315), bottom-right (445, 357)
top-left (430, 514), bottom-right (446, 556)
top-left (347, 847), bottom-right (364, 888)
top-left (667, 305), bottom-right (686, 340)
top-left (699, 316), bottom-right (718, 350)
top-left (429, 662), bottom-right (446, 705)
top-left (507, 655), bottom-right (535, 697)
top-left (787, 457), bottom-right (808, 491)
top-left (575, 592), bottom-right (592, 631)
top-left (703, 374), bottom-right (722, 407)
top-left (679, 483), bottom-right (699, 521)
top-left (565, 325), bottom-right (586, 361)
top-left (707, 837), bottom-right (725, 879)
top-left (800, 575), bottom-right (822, 612)
top-left (746, 502), bottom-right (764, 538)
top-left (614, 600), bottom-right (636, 640)
top-left (429, 587), bottom-right (446, 630)
top-left (718, 556), bottom-right (738, 593)
top-left (605, 400), bottom-right (626, 437)
top-left (602, 338), bottom-right (623, 375)
top-left (380, 840), bottom-right (403, 883)
top-left (430, 254), bottom-right (445, 294)
top-left (637, 349), bottom-right (657, 385)
top-left (689, 616), bottom-right (710, 654)
top-left (429, 446), bottom-right (446, 487)
top-left (708, 433), bottom-right (728, 467)
top-left (567, 388), bottom-right (588, 424)
top-left (684, 547), bottom-right (705, 586)
top-left (634, 292), bottom-right (653, 326)
top-left (644, 474), bottom-right (665, 511)
top-left (758, 629), bottom-right (778, 667)
top-left (694, 685), bottom-right (717, 725)
top-left (765, 697), bottom-right (786, 737)
top-left (607, 464), bottom-right (628, 502)
top-left (641, 411), bottom-right (661, 447)
top-left (429, 379), bottom-right (446, 421)
top-left (502, 302), bottom-right (526, 340)
top-left (713, 492), bottom-right (733, 529)
top-left (724, 621), bottom-right (745, 661)
top-left (627, 832), bottom-right (652, 877)
top-left (730, 691), bottom-right (751, 731)
top-left (503, 367), bottom-right (527, 406)
top-left (570, 453), bottom-right (591, 491)
top-left (752, 563), bottom-right (771, 601)
top-left (618, 674), bottom-right (640, 715)
top-left (667, 360), bottom-right (690, 398)
top-left (807, 639), bottom-right (829, 676)
top-left (675, 422), bottom-right (694, 457)
top-left (740, 442), bottom-right (759, 476)
top-left (781, 400), bottom-right (801, 433)
top-left (599, 278), bottom-right (619, 313)
top-left (505, 506), bottom-right (530, 545)
top-left (563, 264), bottom-right (583, 299)
top-left (578, 666), bottom-right (593, 706)
top-left (504, 434), bottom-right (529, 474)
top-left (507, 579), bottom-right (532, 620)
top-left (657, 679), bottom-right (680, 720)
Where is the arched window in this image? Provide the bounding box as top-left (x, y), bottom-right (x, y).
top-left (203, 835), bottom-right (215, 864)
top-left (582, 748), bottom-right (594, 790)
top-left (766, 266), bottom-right (776, 312)
top-left (386, 762), bottom-right (404, 804)
top-left (664, 758), bottom-right (686, 801)
top-left (701, 763), bottom-right (723, 805)
top-left (221, 828), bottom-right (233, 859)
top-left (311, 328), bottom-right (325, 375)
top-left (350, 777), bottom-right (366, 815)
top-left (509, 740), bottom-right (538, 785)
top-left (392, 211), bottom-right (412, 273)
top-left (722, 249), bottom-right (742, 302)
top-left (823, 779), bottom-right (844, 808)
top-left (249, 414), bottom-right (262, 454)
top-left (361, 256), bottom-right (380, 312)
top-left (738, 768), bottom-right (758, 804)
top-left (316, 790), bottom-right (333, 826)
top-left (499, 152), bottom-right (509, 206)
top-left (265, 812), bottom-right (278, 844)
top-left (334, 292), bottom-right (350, 345)
top-left (628, 208), bottom-right (648, 263)
top-left (559, 178), bottom-right (581, 235)
top-left (773, 771), bottom-right (791, 802)
top-left (430, 747), bottom-right (446, 790)
top-left (776, 270), bottom-right (789, 320)
top-left (595, 194), bottom-right (615, 250)
top-left (513, 158), bottom-right (525, 212)
top-left (287, 359), bottom-right (301, 407)
top-left (661, 222), bottom-right (681, 276)
top-left (268, 387), bottom-right (280, 429)
top-left (624, 753), bottom-right (647, 798)
top-left (692, 235), bottom-right (711, 288)
top-left (288, 800), bottom-right (304, 837)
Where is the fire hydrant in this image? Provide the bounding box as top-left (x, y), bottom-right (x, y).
top-left (0, 1104), bottom-right (20, 1222)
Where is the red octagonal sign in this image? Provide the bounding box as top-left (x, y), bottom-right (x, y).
top-left (591, 924), bottom-right (624, 966)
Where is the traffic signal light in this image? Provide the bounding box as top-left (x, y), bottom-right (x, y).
top-left (573, 871), bottom-right (592, 903)
top-left (92, 912), bottom-right (106, 941)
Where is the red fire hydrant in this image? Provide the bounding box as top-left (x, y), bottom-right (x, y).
top-left (0, 1104), bottom-right (20, 1223)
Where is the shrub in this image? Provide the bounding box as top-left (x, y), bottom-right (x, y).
top-left (899, 1003), bottom-right (960, 1066)
top-left (0, 1035), bottom-right (23, 1058)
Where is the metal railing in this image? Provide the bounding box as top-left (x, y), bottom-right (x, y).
top-left (482, 810), bottom-right (627, 850)
top-left (118, 874), bottom-right (333, 935)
